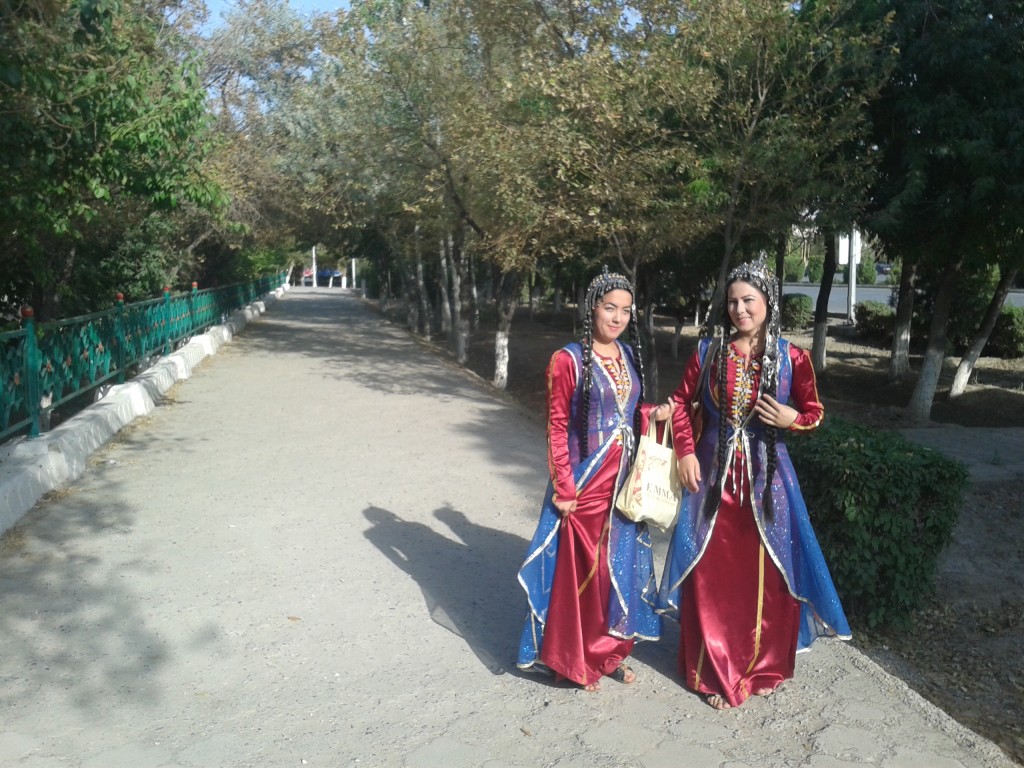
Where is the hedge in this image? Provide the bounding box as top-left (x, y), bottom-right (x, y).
top-left (854, 300), bottom-right (894, 343)
top-left (986, 305), bottom-right (1024, 358)
top-left (781, 293), bottom-right (813, 330)
top-left (787, 417), bottom-right (968, 628)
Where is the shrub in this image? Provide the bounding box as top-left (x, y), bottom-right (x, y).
top-left (806, 255), bottom-right (825, 283)
top-left (986, 305), bottom-right (1024, 358)
top-left (854, 300), bottom-right (894, 342)
top-left (787, 417), bottom-right (968, 628)
top-left (856, 252), bottom-right (876, 286)
top-left (783, 255), bottom-right (805, 283)
top-left (913, 264), bottom-right (1000, 352)
top-left (781, 293), bottom-right (813, 330)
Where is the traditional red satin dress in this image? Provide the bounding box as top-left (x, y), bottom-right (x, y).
top-left (671, 342), bottom-right (824, 707)
top-left (541, 348), bottom-right (640, 686)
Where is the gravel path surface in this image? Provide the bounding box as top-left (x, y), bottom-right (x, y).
top-left (0, 288), bottom-right (1015, 768)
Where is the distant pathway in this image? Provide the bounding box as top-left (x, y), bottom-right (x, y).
top-left (899, 425), bottom-right (1024, 487)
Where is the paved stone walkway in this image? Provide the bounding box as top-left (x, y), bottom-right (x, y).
top-left (0, 288), bottom-right (1017, 768)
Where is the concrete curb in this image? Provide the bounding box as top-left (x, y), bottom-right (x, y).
top-left (0, 286), bottom-right (287, 535)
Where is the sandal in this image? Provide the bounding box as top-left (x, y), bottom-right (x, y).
top-left (609, 664), bottom-right (637, 684)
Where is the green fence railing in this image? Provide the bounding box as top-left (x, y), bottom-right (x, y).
top-left (0, 272), bottom-right (286, 444)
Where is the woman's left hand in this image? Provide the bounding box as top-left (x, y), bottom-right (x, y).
top-left (754, 393), bottom-right (798, 429)
top-left (651, 401), bottom-right (675, 422)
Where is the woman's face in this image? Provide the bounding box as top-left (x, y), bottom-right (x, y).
top-left (591, 289), bottom-right (633, 346)
top-left (727, 280), bottom-right (768, 338)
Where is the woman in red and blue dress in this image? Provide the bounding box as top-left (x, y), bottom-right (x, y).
top-left (659, 259), bottom-right (851, 709)
top-left (517, 269), bottom-right (672, 692)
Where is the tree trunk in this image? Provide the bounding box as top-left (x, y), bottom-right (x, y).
top-left (553, 263), bottom-right (563, 314)
top-left (493, 269), bottom-right (524, 390)
top-left (641, 298), bottom-right (659, 400)
top-left (950, 267), bottom-right (1018, 398)
top-left (403, 259), bottom-right (419, 334)
top-left (811, 230), bottom-right (838, 372)
top-left (672, 318), bottom-right (683, 360)
top-left (438, 237), bottom-right (452, 335)
top-left (469, 249), bottom-right (479, 333)
top-left (775, 231), bottom-right (787, 286)
top-left (415, 226), bottom-right (431, 340)
top-left (906, 264), bottom-right (960, 423)
top-left (449, 227), bottom-right (471, 365)
top-left (707, 225), bottom-right (738, 332)
top-left (889, 259), bottom-right (917, 382)
top-left (37, 246), bottom-right (77, 321)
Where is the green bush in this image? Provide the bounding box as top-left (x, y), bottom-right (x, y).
top-left (788, 417), bottom-right (968, 628)
top-left (783, 255), bottom-right (805, 283)
top-left (856, 252), bottom-right (876, 285)
top-left (913, 264), bottom-right (1000, 353)
top-left (781, 293), bottom-right (813, 330)
top-left (986, 305), bottom-right (1024, 358)
top-left (806, 255), bottom-right (825, 283)
top-left (854, 300), bottom-right (894, 342)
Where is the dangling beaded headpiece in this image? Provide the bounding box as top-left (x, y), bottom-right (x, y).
top-left (583, 267), bottom-right (634, 313)
top-left (725, 256), bottom-right (781, 393)
top-left (580, 267), bottom-right (637, 394)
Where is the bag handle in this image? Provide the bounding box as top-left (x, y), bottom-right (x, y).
top-left (644, 415), bottom-right (672, 447)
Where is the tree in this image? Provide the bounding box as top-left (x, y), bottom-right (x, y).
top-left (949, 261), bottom-right (1020, 397)
top-left (660, 0), bottom-right (887, 324)
top-left (863, 0), bottom-right (1024, 422)
top-left (0, 0), bottom-right (222, 318)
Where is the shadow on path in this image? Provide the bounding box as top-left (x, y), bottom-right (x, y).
top-left (363, 504), bottom-right (529, 676)
top-left (0, 472), bottom-right (170, 713)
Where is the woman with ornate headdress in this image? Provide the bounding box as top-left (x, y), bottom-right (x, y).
top-left (516, 268), bottom-right (672, 692)
top-left (658, 259), bottom-right (850, 710)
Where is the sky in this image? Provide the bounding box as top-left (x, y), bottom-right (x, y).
top-left (203, 0), bottom-right (350, 27)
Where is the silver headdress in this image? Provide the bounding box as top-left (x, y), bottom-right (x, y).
top-left (726, 256), bottom-right (780, 394)
top-left (583, 267), bottom-right (635, 312)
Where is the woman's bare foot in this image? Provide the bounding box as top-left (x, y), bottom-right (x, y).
top-left (706, 694), bottom-right (732, 710)
top-left (754, 687), bottom-right (776, 697)
top-left (582, 680), bottom-right (601, 693)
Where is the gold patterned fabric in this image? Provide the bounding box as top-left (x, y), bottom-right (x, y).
top-left (597, 353), bottom-right (632, 412)
top-left (726, 344), bottom-right (761, 428)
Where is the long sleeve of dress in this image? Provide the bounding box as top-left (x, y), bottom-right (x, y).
top-left (787, 345), bottom-right (824, 431)
top-left (546, 349), bottom-right (578, 502)
top-left (668, 349), bottom-right (704, 458)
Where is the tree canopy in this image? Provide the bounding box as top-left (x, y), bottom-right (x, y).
top-left (4, 0), bottom-right (1022, 417)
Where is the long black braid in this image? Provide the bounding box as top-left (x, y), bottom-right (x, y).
top-left (706, 323), bottom-right (730, 517)
top-left (705, 258), bottom-right (781, 520)
top-left (628, 311), bottom-right (646, 458)
top-left (578, 268), bottom-right (645, 460)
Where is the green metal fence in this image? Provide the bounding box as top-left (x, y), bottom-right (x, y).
top-left (0, 273), bottom-right (286, 444)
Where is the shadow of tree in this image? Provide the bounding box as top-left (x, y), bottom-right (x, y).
top-left (0, 475), bottom-right (170, 712)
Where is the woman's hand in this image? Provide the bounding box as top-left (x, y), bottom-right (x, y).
top-left (553, 497), bottom-right (577, 517)
top-left (677, 453), bottom-right (701, 493)
top-left (754, 393), bottom-right (798, 429)
top-left (651, 400), bottom-right (675, 422)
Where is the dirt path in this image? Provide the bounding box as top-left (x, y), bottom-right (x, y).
top-left (0, 289), bottom-right (1017, 767)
